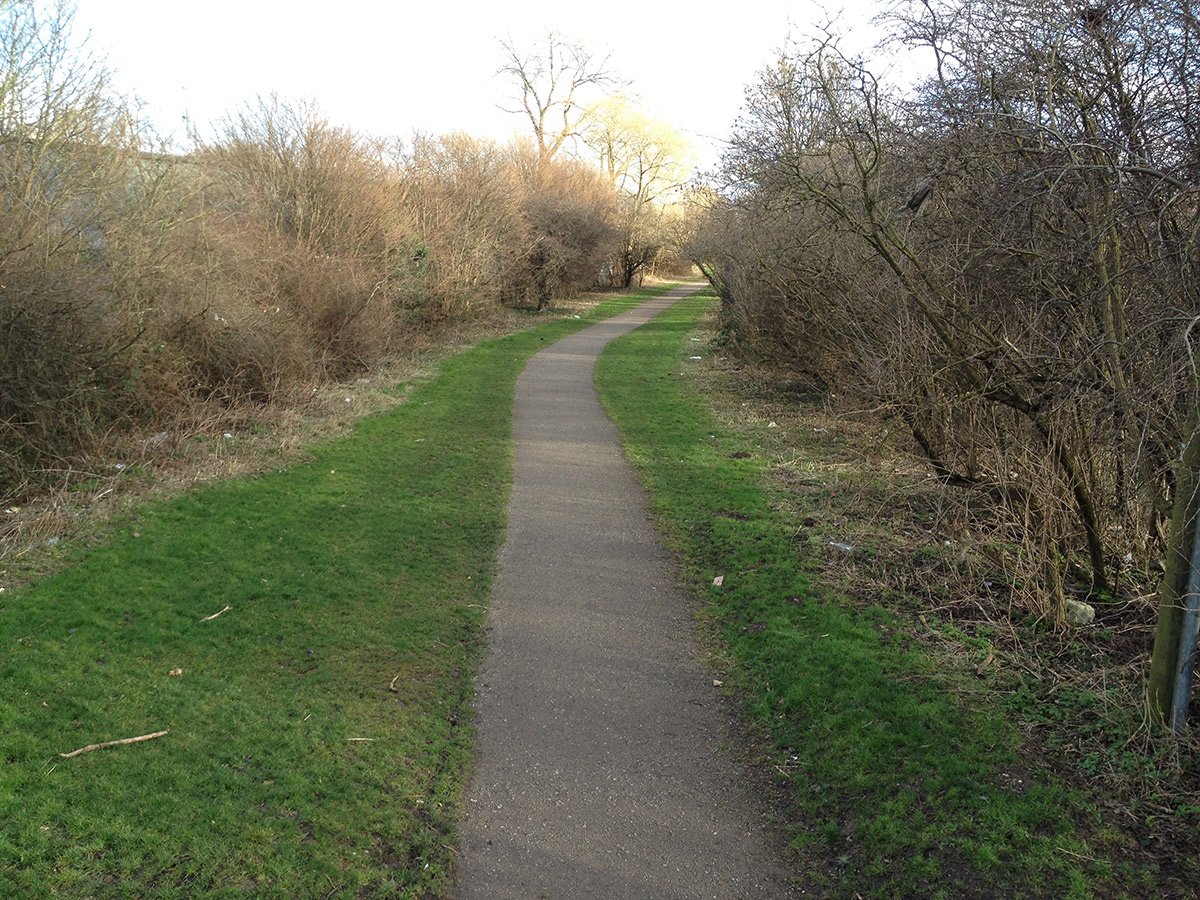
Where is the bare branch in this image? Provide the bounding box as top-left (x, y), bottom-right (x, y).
top-left (496, 31), bottom-right (616, 164)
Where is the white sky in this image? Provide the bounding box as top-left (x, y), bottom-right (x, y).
top-left (73, 0), bottom-right (905, 172)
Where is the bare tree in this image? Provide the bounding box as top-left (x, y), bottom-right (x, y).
top-left (690, 0), bottom-right (1200, 729)
top-left (581, 97), bottom-right (692, 286)
top-left (496, 31), bottom-right (615, 166)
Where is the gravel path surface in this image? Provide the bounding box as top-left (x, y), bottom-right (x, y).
top-left (453, 286), bottom-right (799, 899)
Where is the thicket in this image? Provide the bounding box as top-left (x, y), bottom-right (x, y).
top-left (0, 4), bottom-right (627, 501)
top-left (688, 0), bottom-right (1200, 721)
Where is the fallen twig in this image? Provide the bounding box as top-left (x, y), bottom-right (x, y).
top-left (199, 605), bottom-right (232, 622)
top-left (60, 729), bottom-right (169, 759)
top-left (975, 650), bottom-right (996, 675)
top-left (347, 737), bottom-right (374, 743)
top-left (389, 674), bottom-right (401, 692)
top-left (1056, 845), bottom-right (1098, 863)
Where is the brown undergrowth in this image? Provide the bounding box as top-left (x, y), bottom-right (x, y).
top-left (686, 307), bottom-right (1200, 892)
top-left (0, 292), bottom-right (612, 595)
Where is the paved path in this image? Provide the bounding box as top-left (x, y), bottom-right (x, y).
top-left (454, 286), bottom-right (798, 899)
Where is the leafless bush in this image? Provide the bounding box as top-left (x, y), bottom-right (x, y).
top-left (396, 134), bottom-right (618, 314)
top-left (512, 148), bottom-right (619, 307)
top-left (194, 97), bottom-right (405, 374)
top-left (0, 0), bottom-right (167, 490)
top-left (0, 4), bottom-right (630, 506)
top-left (395, 132), bottom-right (525, 319)
top-left (690, 0), bottom-right (1200, 640)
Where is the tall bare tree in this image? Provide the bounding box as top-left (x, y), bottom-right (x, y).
top-left (496, 31), bottom-right (615, 166)
top-left (582, 96), bottom-right (692, 286)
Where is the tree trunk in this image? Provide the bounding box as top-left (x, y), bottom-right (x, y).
top-left (1147, 417), bottom-right (1200, 726)
top-left (621, 250), bottom-right (637, 288)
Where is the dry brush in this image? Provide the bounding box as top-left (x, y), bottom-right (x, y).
top-left (0, 4), bottom-right (625, 505)
top-left (687, 0), bottom-right (1200, 723)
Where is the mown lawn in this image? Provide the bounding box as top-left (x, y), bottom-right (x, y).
top-left (596, 290), bottom-right (1112, 898)
top-left (0, 285), bottom-right (673, 897)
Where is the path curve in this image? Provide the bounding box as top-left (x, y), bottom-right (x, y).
top-left (454, 286), bottom-right (798, 899)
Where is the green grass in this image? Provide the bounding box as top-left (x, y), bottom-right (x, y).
top-left (0, 285), bottom-right (674, 897)
top-left (596, 291), bottom-right (1110, 898)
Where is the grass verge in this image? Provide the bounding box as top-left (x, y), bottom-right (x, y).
top-left (596, 291), bottom-right (1114, 898)
top-left (0, 284), bottom-right (675, 897)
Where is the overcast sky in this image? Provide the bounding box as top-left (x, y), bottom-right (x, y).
top-left (73, 1), bottom-right (904, 172)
